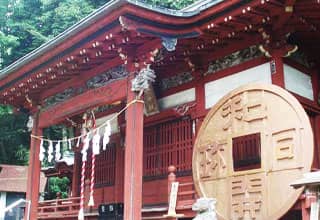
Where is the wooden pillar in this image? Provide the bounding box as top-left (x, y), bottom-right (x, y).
top-left (301, 198), bottom-right (310, 220)
top-left (195, 72), bottom-right (205, 118)
top-left (114, 145), bottom-right (124, 202)
top-left (25, 111), bottom-right (42, 220)
top-left (271, 53), bottom-right (285, 88)
top-left (123, 68), bottom-right (144, 220)
top-left (314, 115), bottom-right (320, 169)
top-left (71, 151), bottom-right (81, 197)
top-left (115, 113), bottom-right (126, 202)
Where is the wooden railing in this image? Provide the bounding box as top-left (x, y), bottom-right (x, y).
top-left (38, 197), bottom-right (80, 219)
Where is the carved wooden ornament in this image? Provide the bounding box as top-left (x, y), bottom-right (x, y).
top-left (192, 83), bottom-right (313, 219)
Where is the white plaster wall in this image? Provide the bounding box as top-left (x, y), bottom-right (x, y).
top-left (205, 63), bottom-right (272, 109)
top-left (284, 64), bottom-right (314, 101)
top-left (158, 88), bottom-right (196, 110)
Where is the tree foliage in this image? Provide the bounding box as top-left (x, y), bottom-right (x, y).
top-left (0, 106), bottom-right (30, 165)
top-left (46, 177), bottom-right (70, 199)
top-left (145, 0), bottom-right (195, 10)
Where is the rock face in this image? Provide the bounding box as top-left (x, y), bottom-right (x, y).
top-left (192, 198), bottom-right (217, 220)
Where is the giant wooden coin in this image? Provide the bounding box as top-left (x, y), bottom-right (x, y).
top-left (193, 83), bottom-right (313, 219)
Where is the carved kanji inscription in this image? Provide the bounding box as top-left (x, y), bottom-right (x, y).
top-left (198, 140), bottom-right (227, 179)
top-left (221, 94), bottom-right (267, 131)
top-left (231, 175), bottom-right (263, 219)
top-left (193, 84), bottom-right (313, 220)
top-left (273, 128), bottom-right (296, 160)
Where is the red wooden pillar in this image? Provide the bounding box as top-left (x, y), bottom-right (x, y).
top-left (313, 115), bottom-right (320, 169)
top-left (115, 113), bottom-right (126, 202)
top-left (195, 72), bottom-right (205, 118)
top-left (313, 68), bottom-right (320, 169)
top-left (271, 52), bottom-right (285, 88)
top-left (114, 145), bottom-right (124, 202)
top-left (25, 111), bottom-right (42, 220)
top-left (124, 67), bottom-right (144, 220)
top-left (194, 72), bottom-right (206, 137)
top-left (72, 150), bottom-right (81, 197)
top-left (301, 198), bottom-right (310, 220)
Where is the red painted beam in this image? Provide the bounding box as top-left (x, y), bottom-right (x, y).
top-left (39, 78), bottom-right (127, 128)
top-left (40, 57), bottom-right (123, 100)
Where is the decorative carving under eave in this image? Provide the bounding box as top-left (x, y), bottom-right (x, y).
top-left (154, 48), bottom-right (166, 63)
top-left (144, 84), bottom-right (159, 116)
top-left (159, 71), bottom-right (194, 91)
top-left (162, 37), bottom-right (177, 52)
top-left (206, 45), bottom-right (262, 75)
top-left (43, 88), bottom-right (75, 109)
top-left (93, 103), bottom-right (120, 115)
top-left (288, 50), bottom-right (315, 69)
top-left (131, 64), bottom-right (156, 93)
top-left (174, 103), bottom-right (196, 116)
top-left (257, 30), bottom-right (298, 58)
top-left (86, 65), bottom-right (128, 89)
top-left (27, 115), bottom-right (34, 132)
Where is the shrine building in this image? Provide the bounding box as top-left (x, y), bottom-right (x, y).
top-left (0, 0), bottom-right (319, 219)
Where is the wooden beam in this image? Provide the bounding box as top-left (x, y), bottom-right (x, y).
top-left (39, 78), bottom-right (127, 128)
top-left (272, 0), bottom-right (296, 31)
top-left (40, 57), bottom-right (123, 100)
top-left (71, 151), bottom-right (81, 197)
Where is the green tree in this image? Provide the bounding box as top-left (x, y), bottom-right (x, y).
top-left (39, 0), bottom-right (94, 38)
top-left (145, 0), bottom-right (195, 10)
top-left (0, 106), bottom-right (30, 165)
top-left (46, 176), bottom-right (70, 199)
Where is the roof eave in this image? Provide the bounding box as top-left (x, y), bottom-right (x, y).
top-left (0, 0), bottom-right (126, 80)
top-left (0, 0), bottom-right (224, 80)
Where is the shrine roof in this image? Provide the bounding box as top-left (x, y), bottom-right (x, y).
top-left (0, 164), bottom-right (47, 193)
top-left (0, 0), bottom-right (223, 80)
top-left (0, 0), bottom-right (318, 110)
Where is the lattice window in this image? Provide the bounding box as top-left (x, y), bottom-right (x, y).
top-left (232, 133), bottom-right (261, 171)
top-left (85, 144), bottom-right (116, 187)
top-left (143, 117), bottom-right (194, 178)
top-left (95, 144), bottom-right (116, 186)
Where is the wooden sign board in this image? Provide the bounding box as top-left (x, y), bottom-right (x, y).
top-left (193, 83), bottom-right (314, 219)
top-left (163, 182), bottom-right (184, 218)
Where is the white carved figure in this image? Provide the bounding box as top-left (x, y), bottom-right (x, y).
top-left (192, 198), bottom-right (217, 220)
top-left (26, 115), bottom-right (33, 131)
top-left (131, 64), bottom-right (156, 93)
